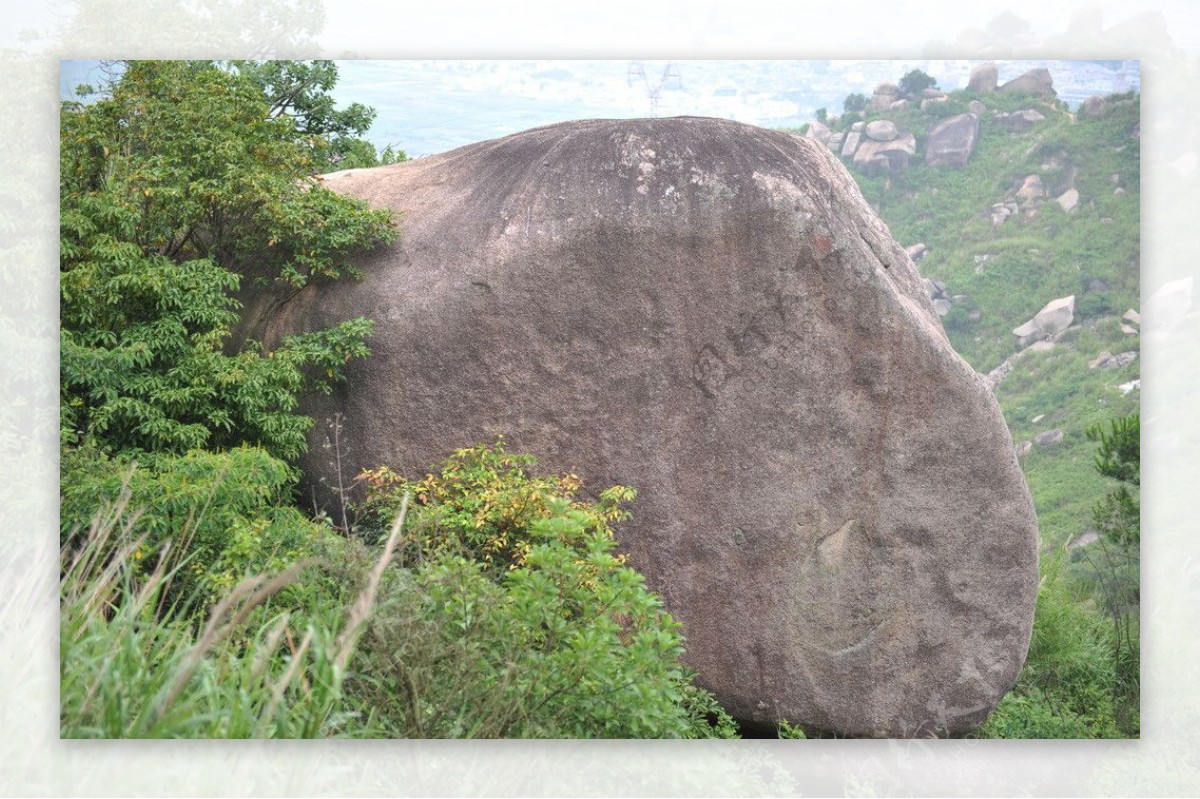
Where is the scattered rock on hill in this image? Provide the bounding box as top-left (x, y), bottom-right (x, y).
top-left (968, 63), bottom-right (998, 93)
top-left (1034, 429), bottom-right (1064, 446)
top-left (259, 116), bottom-right (1040, 739)
top-left (1034, 295), bottom-right (1076, 336)
top-left (999, 68), bottom-right (1054, 97)
top-left (1016, 174), bottom-right (1045, 205)
top-left (1069, 531), bottom-right (1100, 549)
top-left (1013, 295), bottom-right (1075, 347)
top-left (925, 113), bottom-right (980, 168)
top-left (1089, 350), bottom-right (1138, 370)
top-left (1080, 96), bottom-right (1108, 116)
top-left (1056, 188), bottom-right (1080, 213)
top-left (995, 109), bottom-right (1046, 131)
top-left (990, 201), bottom-right (1019, 227)
top-left (865, 120), bottom-right (899, 142)
top-left (853, 132), bottom-right (917, 176)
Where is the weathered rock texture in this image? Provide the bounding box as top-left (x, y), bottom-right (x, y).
top-left (251, 117), bottom-right (1039, 738)
top-left (853, 132), bottom-right (917, 176)
top-left (925, 113), bottom-right (980, 168)
top-left (864, 120), bottom-right (899, 142)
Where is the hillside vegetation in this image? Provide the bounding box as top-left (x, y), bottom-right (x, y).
top-left (816, 72), bottom-right (1140, 553)
top-left (801, 68), bottom-right (1140, 736)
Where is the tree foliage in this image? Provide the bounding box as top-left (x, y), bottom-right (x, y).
top-left (843, 92), bottom-right (868, 113)
top-left (1082, 412), bottom-right (1140, 734)
top-left (898, 69), bottom-right (938, 99)
top-left (231, 60), bottom-right (406, 171)
top-left (60, 60), bottom-right (398, 461)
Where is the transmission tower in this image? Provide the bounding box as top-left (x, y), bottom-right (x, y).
top-left (627, 61), bottom-right (682, 117)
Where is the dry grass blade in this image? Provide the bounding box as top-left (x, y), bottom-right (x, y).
top-left (258, 626), bottom-right (314, 735)
top-left (151, 559), bottom-right (313, 728)
top-left (334, 492), bottom-right (410, 672)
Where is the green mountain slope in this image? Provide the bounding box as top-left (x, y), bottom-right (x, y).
top-left (805, 77), bottom-right (1140, 550)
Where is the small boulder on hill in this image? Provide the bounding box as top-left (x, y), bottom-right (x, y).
top-left (1088, 351), bottom-right (1138, 370)
top-left (1016, 174), bottom-right (1045, 205)
top-left (999, 68), bottom-right (1055, 97)
top-left (1013, 295), bottom-right (1075, 347)
top-left (1034, 429), bottom-right (1064, 447)
top-left (251, 117), bottom-right (1040, 739)
top-left (925, 113), bottom-right (980, 168)
top-left (1080, 96), bottom-right (1108, 116)
top-left (995, 109), bottom-right (1046, 131)
top-left (854, 132), bottom-right (917, 175)
top-left (1056, 188), bottom-right (1080, 213)
top-left (864, 120), bottom-right (899, 142)
top-left (870, 83), bottom-right (900, 111)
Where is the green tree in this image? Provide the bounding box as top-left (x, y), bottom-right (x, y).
top-left (815, 107), bottom-right (828, 124)
top-left (898, 69), bottom-right (938, 99)
top-left (1082, 412), bottom-right (1140, 734)
top-left (843, 92), bottom-right (868, 113)
top-left (60, 60), bottom-right (398, 461)
top-left (231, 60), bottom-right (403, 171)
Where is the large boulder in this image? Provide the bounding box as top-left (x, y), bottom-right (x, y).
top-left (864, 120), bottom-right (899, 142)
top-left (925, 113), bottom-right (980, 168)
top-left (853, 132), bottom-right (917, 176)
top-left (1080, 95), bottom-right (1108, 116)
top-left (995, 109), bottom-right (1046, 131)
top-left (805, 119), bottom-right (832, 146)
top-left (999, 68), bottom-right (1055, 97)
top-left (250, 117), bottom-right (1039, 738)
top-left (968, 63), bottom-right (998, 93)
top-left (840, 129), bottom-right (862, 158)
top-left (870, 83), bottom-right (900, 112)
top-left (1013, 295), bottom-right (1076, 347)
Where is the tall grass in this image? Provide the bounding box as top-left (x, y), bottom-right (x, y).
top-left (59, 483), bottom-right (408, 738)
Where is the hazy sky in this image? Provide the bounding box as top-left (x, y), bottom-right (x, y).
top-left (11, 0), bottom-right (1200, 52)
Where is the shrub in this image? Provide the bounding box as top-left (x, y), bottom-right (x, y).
top-left (898, 69), bottom-right (937, 99)
top-left (60, 444), bottom-right (339, 614)
top-left (60, 60), bottom-right (396, 461)
top-left (345, 442), bottom-right (737, 738)
top-left (843, 92), bottom-right (868, 113)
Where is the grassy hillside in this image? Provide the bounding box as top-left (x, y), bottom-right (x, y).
top-left (802, 75), bottom-right (1141, 737)
top-left (813, 81), bottom-right (1140, 550)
